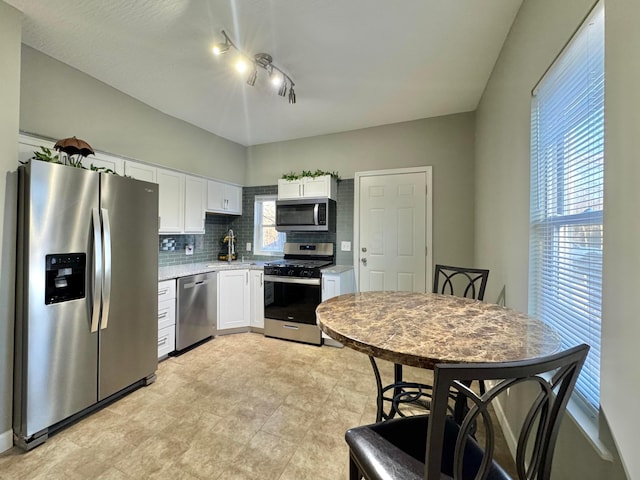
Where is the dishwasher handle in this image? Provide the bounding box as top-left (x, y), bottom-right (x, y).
top-left (180, 275), bottom-right (213, 290)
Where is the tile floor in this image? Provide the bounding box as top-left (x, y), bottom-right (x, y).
top-left (0, 333), bottom-right (515, 479)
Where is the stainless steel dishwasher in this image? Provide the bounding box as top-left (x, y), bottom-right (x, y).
top-left (176, 272), bottom-right (217, 351)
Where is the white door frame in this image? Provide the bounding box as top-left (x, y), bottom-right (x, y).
top-left (354, 166), bottom-right (433, 293)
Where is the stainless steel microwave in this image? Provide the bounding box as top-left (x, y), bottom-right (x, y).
top-left (275, 198), bottom-right (336, 232)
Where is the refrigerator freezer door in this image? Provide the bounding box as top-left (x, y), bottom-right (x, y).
top-left (98, 174), bottom-right (158, 400)
top-left (14, 161), bottom-right (99, 439)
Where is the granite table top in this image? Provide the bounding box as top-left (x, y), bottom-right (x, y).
top-left (316, 291), bottom-right (562, 369)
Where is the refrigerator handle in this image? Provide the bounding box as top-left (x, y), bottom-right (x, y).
top-left (91, 208), bottom-right (103, 333)
top-left (100, 208), bottom-right (112, 330)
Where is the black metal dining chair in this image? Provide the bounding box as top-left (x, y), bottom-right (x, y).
top-left (370, 264), bottom-right (490, 421)
top-left (347, 343), bottom-right (590, 480)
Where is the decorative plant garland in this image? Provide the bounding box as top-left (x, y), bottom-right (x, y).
top-left (25, 145), bottom-right (118, 175)
top-left (281, 169), bottom-right (340, 181)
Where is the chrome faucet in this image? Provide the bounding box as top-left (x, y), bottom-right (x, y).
top-left (227, 229), bottom-right (235, 263)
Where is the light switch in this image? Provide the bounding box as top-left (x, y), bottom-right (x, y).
top-left (246, 242), bottom-right (252, 251)
top-left (341, 241), bottom-right (351, 252)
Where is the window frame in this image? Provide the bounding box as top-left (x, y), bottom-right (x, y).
top-left (253, 194), bottom-right (285, 256)
top-left (528, 1), bottom-right (604, 415)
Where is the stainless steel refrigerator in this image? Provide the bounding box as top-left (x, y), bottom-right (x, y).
top-left (14, 160), bottom-right (159, 450)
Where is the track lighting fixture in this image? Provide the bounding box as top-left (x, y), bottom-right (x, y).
top-left (212, 30), bottom-right (297, 104)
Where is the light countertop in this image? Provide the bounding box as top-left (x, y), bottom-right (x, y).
top-left (321, 265), bottom-right (354, 274)
top-left (159, 261), bottom-right (264, 281)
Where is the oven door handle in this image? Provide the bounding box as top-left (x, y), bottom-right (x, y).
top-left (263, 275), bottom-right (321, 286)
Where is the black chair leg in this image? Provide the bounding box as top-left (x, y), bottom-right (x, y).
top-left (349, 456), bottom-right (362, 480)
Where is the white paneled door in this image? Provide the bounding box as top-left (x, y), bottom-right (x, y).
top-left (356, 168), bottom-right (432, 293)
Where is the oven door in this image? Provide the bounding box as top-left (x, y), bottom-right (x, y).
top-left (264, 276), bottom-right (321, 325)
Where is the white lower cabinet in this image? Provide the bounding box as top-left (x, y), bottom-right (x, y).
top-left (217, 269), bottom-right (250, 331)
top-left (158, 279), bottom-right (176, 358)
top-left (321, 267), bottom-right (355, 346)
top-left (250, 270), bottom-right (265, 330)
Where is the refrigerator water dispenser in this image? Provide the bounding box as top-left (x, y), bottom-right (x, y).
top-left (45, 253), bottom-right (86, 305)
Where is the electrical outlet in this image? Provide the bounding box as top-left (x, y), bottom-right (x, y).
top-left (341, 241), bottom-right (351, 252)
top-left (246, 242), bottom-right (252, 251)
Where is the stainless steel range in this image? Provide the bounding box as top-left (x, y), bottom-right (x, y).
top-left (263, 242), bottom-right (334, 346)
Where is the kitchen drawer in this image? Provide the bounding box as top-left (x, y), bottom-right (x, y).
top-left (158, 279), bottom-right (176, 302)
top-left (158, 325), bottom-right (175, 358)
top-left (158, 298), bottom-right (175, 330)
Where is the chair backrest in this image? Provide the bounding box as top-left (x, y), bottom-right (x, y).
top-left (433, 264), bottom-right (489, 301)
top-left (424, 344), bottom-right (590, 480)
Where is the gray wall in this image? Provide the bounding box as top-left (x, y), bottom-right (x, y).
top-left (0, 1), bottom-right (21, 451)
top-left (601, 0), bottom-right (640, 477)
top-left (475, 0), bottom-right (631, 478)
top-left (247, 113), bottom-right (477, 267)
top-left (20, 46), bottom-right (246, 184)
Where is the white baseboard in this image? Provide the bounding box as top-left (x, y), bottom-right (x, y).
top-left (492, 395), bottom-right (517, 460)
top-left (0, 429), bottom-right (13, 453)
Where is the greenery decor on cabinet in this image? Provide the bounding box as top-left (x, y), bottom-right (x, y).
top-left (24, 145), bottom-right (118, 175)
top-left (281, 169), bottom-right (340, 181)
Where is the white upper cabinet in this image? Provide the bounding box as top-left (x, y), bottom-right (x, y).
top-left (18, 134), bottom-right (236, 233)
top-left (206, 180), bottom-right (242, 215)
top-left (157, 169), bottom-right (207, 234)
top-left (277, 175), bottom-right (337, 200)
top-left (18, 133), bottom-right (124, 175)
top-left (157, 168), bottom-right (185, 234)
top-left (184, 175), bottom-right (206, 234)
top-left (124, 161), bottom-right (156, 183)
top-left (85, 152), bottom-right (123, 175)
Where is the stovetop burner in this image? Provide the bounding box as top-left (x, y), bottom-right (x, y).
top-left (264, 259), bottom-right (333, 269)
top-left (264, 242), bottom-right (335, 278)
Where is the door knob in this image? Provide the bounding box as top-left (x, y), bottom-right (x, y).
top-left (361, 258), bottom-right (367, 266)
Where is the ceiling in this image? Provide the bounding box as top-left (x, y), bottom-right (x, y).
top-left (6, 0), bottom-right (522, 147)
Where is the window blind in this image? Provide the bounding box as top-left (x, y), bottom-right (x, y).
top-left (529, 3), bottom-right (604, 409)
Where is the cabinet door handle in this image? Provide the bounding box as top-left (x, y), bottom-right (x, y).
top-left (158, 337), bottom-right (168, 346)
top-left (158, 311), bottom-right (168, 319)
top-left (260, 272), bottom-right (263, 286)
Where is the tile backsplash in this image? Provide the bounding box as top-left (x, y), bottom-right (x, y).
top-left (158, 179), bottom-right (355, 267)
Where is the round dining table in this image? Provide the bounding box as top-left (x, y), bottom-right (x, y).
top-left (316, 291), bottom-right (562, 421)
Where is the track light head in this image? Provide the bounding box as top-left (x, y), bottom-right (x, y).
top-left (288, 87), bottom-right (296, 104)
top-left (247, 67), bottom-right (258, 86)
top-left (212, 43), bottom-right (230, 56)
top-left (278, 82), bottom-right (287, 97)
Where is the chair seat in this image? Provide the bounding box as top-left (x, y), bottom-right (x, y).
top-left (346, 415), bottom-right (511, 480)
